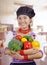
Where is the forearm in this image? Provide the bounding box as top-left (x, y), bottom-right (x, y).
top-left (18, 48), bottom-right (39, 55)
top-left (28, 51), bottom-right (43, 60)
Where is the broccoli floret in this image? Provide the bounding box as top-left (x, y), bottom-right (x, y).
top-left (8, 38), bottom-right (23, 51)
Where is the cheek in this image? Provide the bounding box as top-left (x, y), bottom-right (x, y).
top-left (18, 22), bottom-right (21, 25)
top-left (26, 19), bottom-right (31, 24)
top-left (25, 21), bottom-right (30, 25)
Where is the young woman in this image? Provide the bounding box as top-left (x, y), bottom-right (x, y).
top-left (5, 6), bottom-right (43, 65)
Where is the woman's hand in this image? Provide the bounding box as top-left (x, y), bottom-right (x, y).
top-left (28, 48), bottom-right (39, 54)
top-left (4, 49), bottom-right (16, 55)
top-left (4, 49), bottom-right (24, 60)
top-left (4, 49), bottom-right (11, 55)
top-left (10, 52), bottom-right (24, 60)
top-left (25, 48), bottom-right (39, 54)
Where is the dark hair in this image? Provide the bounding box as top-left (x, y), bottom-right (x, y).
top-left (16, 6), bottom-right (35, 18)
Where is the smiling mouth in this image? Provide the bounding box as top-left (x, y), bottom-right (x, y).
top-left (20, 23), bottom-right (25, 26)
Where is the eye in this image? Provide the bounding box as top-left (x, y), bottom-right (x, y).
top-left (18, 17), bottom-right (21, 20)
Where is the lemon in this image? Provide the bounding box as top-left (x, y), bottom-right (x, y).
top-left (32, 40), bottom-right (40, 50)
top-left (21, 38), bottom-right (27, 43)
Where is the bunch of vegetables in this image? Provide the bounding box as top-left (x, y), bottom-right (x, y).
top-left (8, 35), bottom-right (40, 51)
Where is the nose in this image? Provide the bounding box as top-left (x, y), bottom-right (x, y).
top-left (20, 19), bottom-right (25, 24)
top-left (20, 20), bottom-right (25, 25)
top-left (21, 19), bottom-right (24, 22)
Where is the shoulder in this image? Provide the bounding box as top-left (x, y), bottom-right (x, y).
top-left (14, 27), bottom-right (19, 32)
top-left (29, 28), bottom-right (36, 39)
top-left (15, 27), bottom-right (19, 31)
top-left (13, 27), bottom-right (19, 36)
top-left (30, 28), bottom-right (36, 36)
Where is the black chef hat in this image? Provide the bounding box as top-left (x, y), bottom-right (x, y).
top-left (16, 6), bottom-right (35, 18)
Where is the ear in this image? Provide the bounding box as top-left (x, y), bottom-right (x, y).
top-left (30, 19), bottom-right (33, 26)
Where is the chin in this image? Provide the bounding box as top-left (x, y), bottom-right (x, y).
top-left (21, 26), bottom-right (26, 28)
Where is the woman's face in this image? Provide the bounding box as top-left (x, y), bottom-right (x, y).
top-left (17, 15), bottom-right (32, 29)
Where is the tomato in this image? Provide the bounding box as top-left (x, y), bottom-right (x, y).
top-left (15, 35), bottom-right (22, 40)
top-left (24, 41), bottom-right (33, 49)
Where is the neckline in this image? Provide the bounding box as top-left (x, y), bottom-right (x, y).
top-left (18, 28), bottom-right (31, 34)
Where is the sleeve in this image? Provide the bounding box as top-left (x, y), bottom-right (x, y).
top-left (30, 32), bottom-right (36, 39)
top-left (4, 31), bottom-right (14, 49)
top-left (39, 50), bottom-right (43, 55)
